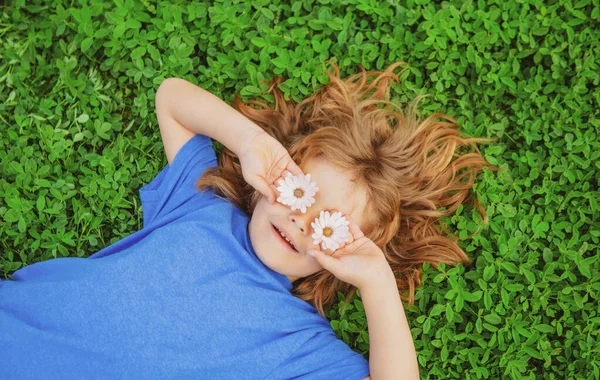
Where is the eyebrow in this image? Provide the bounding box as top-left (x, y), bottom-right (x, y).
top-left (312, 192), bottom-right (356, 219)
top-left (304, 170), bottom-right (363, 221)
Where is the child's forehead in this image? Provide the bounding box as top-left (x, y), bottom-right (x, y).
top-left (301, 156), bottom-right (369, 228)
top-left (301, 156), bottom-right (360, 188)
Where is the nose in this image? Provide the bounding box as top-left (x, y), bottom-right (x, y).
top-left (289, 211), bottom-right (318, 236)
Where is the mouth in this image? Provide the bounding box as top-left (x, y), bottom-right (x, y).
top-left (271, 223), bottom-right (299, 253)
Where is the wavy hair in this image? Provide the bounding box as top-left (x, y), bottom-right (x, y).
top-left (196, 60), bottom-right (501, 318)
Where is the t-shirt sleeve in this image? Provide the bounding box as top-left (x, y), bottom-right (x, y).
top-left (138, 133), bottom-right (218, 228)
top-left (264, 330), bottom-right (370, 380)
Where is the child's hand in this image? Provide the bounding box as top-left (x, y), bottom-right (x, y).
top-left (307, 213), bottom-right (394, 291)
top-left (237, 130), bottom-right (305, 204)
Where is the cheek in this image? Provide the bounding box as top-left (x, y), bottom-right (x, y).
top-left (249, 190), bottom-right (265, 211)
top-left (250, 196), bottom-right (273, 225)
top-left (249, 194), bottom-right (266, 215)
top-left (254, 196), bottom-right (269, 213)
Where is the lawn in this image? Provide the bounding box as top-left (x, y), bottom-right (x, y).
top-left (0, 0), bottom-right (598, 378)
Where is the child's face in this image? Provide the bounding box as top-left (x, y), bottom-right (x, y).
top-left (248, 156), bottom-right (369, 284)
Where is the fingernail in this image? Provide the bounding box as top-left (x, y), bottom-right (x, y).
top-left (307, 250), bottom-right (316, 257)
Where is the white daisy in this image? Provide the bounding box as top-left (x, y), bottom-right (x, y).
top-left (276, 172), bottom-right (319, 214)
top-left (311, 211), bottom-right (351, 251)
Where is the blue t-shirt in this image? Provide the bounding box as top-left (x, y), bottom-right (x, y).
top-left (0, 134), bottom-right (370, 379)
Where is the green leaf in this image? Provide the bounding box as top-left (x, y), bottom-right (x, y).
top-left (521, 268), bottom-right (536, 284)
top-left (572, 10), bottom-right (587, 19)
top-left (463, 290), bottom-right (483, 302)
top-left (483, 264), bottom-right (495, 281)
top-left (484, 313), bottom-right (502, 325)
top-left (501, 262), bottom-right (519, 274)
top-left (423, 317), bottom-right (431, 334)
top-left (131, 46), bottom-right (146, 60)
top-left (504, 283), bottom-right (524, 292)
top-left (36, 196), bottom-right (45, 212)
top-left (260, 8), bottom-right (274, 20)
top-left (430, 304), bottom-right (445, 316)
top-left (533, 324), bottom-right (554, 333)
top-left (125, 19), bottom-right (141, 29)
top-left (81, 37), bottom-right (93, 52)
top-left (445, 303), bottom-right (454, 322)
top-left (500, 76), bottom-right (516, 91)
top-left (455, 293), bottom-right (464, 311)
top-left (113, 24), bottom-right (126, 38)
top-left (77, 113), bottom-right (89, 123)
top-left (18, 218), bottom-right (27, 233)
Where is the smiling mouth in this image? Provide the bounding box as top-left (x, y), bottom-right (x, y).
top-left (271, 224), bottom-right (298, 252)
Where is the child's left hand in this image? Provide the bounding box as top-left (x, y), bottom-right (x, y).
top-left (307, 213), bottom-right (394, 291)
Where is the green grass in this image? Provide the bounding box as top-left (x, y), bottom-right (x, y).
top-left (1, 0), bottom-right (599, 378)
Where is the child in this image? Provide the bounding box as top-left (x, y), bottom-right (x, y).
top-left (0, 61), bottom-right (499, 379)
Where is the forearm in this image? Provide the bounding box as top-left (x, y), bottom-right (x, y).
top-left (155, 77), bottom-right (264, 156)
top-left (360, 271), bottom-right (420, 380)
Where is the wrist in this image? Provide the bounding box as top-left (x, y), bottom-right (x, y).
top-left (235, 124), bottom-right (268, 156)
top-left (359, 267), bottom-right (396, 294)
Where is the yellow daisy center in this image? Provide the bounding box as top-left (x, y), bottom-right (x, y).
top-left (294, 188), bottom-right (304, 198)
top-left (323, 227), bottom-right (333, 237)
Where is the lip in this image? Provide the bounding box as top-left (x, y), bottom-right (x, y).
top-left (271, 223), bottom-right (299, 253)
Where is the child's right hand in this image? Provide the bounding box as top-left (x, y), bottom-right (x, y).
top-left (237, 130), bottom-right (305, 204)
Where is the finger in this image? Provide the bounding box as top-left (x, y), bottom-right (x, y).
top-left (312, 239), bottom-right (338, 256)
top-left (269, 182), bottom-right (281, 203)
top-left (331, 240), bottom-right (354, 257)
top-left (342, 213), bottom-right (364, 241)
top-left (248, 176), bottom-right (276, 204)
top-left (281, 169), bottom-right (294, 183)
top-left (272, 170), bottom-right (293, 187)
top-left (270, 171), bottom-right (294, 204)
top-left (323, 245), bottom-right (338, 256)
top-left (327, 213), bottom-right (362, 254)
top-left (307, 249), bottom-right (341, 273)
top-left (286, 160), bottom-right (305, 178)
top-left (326, 210), bottom-right (353, 248)
top-left (277, 165), bottom-right (308, 187)
top-left (332, 238), bottom-right (364, 257)
top-left (330, 240), bottom-right (359, 259)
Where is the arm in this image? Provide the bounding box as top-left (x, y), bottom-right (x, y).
top-left (155, 77), bottom-right (265, 158)
top-left (360, 270), bottom-right (420, 380)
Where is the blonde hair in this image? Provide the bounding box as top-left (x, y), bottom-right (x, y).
top-left (196, 60), bottom-right (501, 318)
